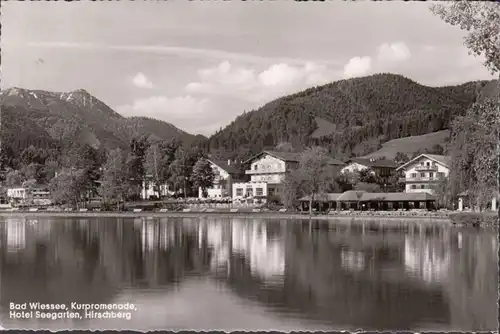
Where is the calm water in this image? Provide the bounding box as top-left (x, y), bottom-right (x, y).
top-left (0, 216), bottom-right (497, 331)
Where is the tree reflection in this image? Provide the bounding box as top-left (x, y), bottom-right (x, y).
top-left (0, 217), bottom-right (497, 330)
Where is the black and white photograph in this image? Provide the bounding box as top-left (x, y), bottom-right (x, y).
top-left (0, 1), bottom-right (498, 332)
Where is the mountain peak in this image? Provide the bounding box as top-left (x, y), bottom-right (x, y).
top-left (59, 88), bottom-right (95, 107)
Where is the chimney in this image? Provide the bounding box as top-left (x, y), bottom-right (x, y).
top-left (227, 159), bottom-right (231, 166)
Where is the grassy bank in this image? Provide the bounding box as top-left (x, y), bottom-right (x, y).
top-left (449, 212), bottom-right (499, 227)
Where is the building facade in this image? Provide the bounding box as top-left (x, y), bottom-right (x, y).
top-left (7, 187), bottom-right (27, 200)
top-left (6, 186), bottom-right (52, 206)
top-left (198, 159), bottom-right (237, 199)
top-left (141, 176), bottom-right (170, 200)
top-left (341, 157), bottom-right (398, 182)
top-left (396, 154), bottom-right (450, 194)
top-left (232, 150), bottom-right (344, 205)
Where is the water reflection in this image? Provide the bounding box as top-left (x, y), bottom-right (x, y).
top-left (0, 217), bottom-right (497, 331)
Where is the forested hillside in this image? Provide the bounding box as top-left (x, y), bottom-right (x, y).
top-left (206, 74), bottom-right (492, 161)
top-left (0, 87), bottom-right (204, 158)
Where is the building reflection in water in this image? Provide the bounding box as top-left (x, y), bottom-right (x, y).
top-left (5, 218), bottom-right (27, 253)
top-left (0, 217), bottom-right (497, 331)
top-left (403, 227), bottom-right (451, 285)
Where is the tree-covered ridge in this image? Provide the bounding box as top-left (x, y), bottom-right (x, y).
top-left (0, 87), bottom-right (201, 159)
top-left (207, 73), bottom-right (492, 160)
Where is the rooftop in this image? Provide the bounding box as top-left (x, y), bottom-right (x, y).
top-left (347, 158), bottom-right (399, 169)
top-left (244, 150), bottom-right (345, 166)
top-left (299, 191), bottom-right (436, 202)
top-left (209, 159), bottom-right (239, 174)
top-left (396, 154), bottom-right (451, 171)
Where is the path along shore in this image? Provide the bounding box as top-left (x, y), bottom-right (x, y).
top-left (0, 210), bottom-right (452, 225)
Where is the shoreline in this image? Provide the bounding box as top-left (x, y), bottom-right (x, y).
top-left (0, 210), bottom-right (452, 223)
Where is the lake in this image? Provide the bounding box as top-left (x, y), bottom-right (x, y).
top-left (0, 216), bottom-right (497, 331)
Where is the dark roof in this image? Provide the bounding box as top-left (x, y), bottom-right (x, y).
top-left (396, 154), bottom-right (451, 171)
top-left (299, 193), bottom-right (343, 202)
top-left (337, 190), bottom-right (367, 201)
top-left (299, 191), bottom-right (436, 202)
top-left (244, 150), bottom-right (345, 166)
top-left (347, 158), bottom-right (398, 169)
top-left (209, 160), bottom-right (239, 174)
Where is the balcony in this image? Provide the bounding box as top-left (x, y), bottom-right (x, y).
top-left (245, 169), bottom-right (285, 175)
top-left (415, 164), bottom-right (438, 172)
top-left (404, 176), bottom-right (441, 182)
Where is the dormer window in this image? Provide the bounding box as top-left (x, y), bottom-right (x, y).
top-left (254, 165), bottom-right (257, 170)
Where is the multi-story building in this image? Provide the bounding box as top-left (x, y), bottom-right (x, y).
top-left (198, 159), bottom-right (237, 199)
top-left (6, 185), bottom-right (52, 206)
top-left (396, 154), bottom-right (450, 194)
top-left (7, 187), bottom-right (27, 200)
top-left (232, 150), bottom-right (344, 204)
top-left (341, 157), bottom-right (398, 182)
top-left (141, 175), bottom-right (171, 200)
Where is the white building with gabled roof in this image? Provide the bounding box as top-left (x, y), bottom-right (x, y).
top-left (396, 154), bottom-right (451, 195)
top-left (232, 150), bottom-right (345, 205)
top-left (199, 159), bottom-right (238, 199)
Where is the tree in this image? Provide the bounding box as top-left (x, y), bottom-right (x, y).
top-left (281, 171), bottom-right (302, 209)
top-left (354, 182), bottom-right (382, 193)
top-left (334, 173), bottom-right (354, 192)
top-left (394, 152), bottom-right (410, 165)
top-left (387, 170), bottom-right (405, 192)
top-left (144, 143), bottom-right (165, 198)
top-left (99, 148), bottom-right (130, 210)
top-left (4, 170), bottom-right (25, 187)
top-left (295, 146), bottom-right (334, 216)
top-left (431, 2), bottom-right (500, 74)
top-left (169, 146), bottom-right (204, 196)
top-left (49, 168), bottom-right (87, 208)
top-left (432, 2), bottom-right (499, 211)
top-left (434, 175), bottom-right (453, 209)
top-left (126, 136), bottom-right (149, 197)
top-left (448, 98), bottom-right (499, 211)
top-left (358, 168), bottom-right (377, 184)
top-left (0, 145), bottom-right (16, 175)
top-left (190, 158), bottom-right (215, 198)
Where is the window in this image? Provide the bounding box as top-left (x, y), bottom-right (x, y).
top-left (254, 165), bottom-right (257, 170)
top-left (438, 172), bottom-right (445, 178)
top-left (411, 185), bottom-right (416, 189)
top-left (420, 185), bottom-right (425, 189)
top-left (429, 172), bottom-right (434, 178)
top-left (420, 161), bottom-right (424, 166)
top-left (426, 162), bottom-right (430, 167)
top-left (256, 188), bottom-right (263, 196)
top-left (236, 188), bottom-right (243, 196)
top-left (411, 173), bottom-right (417, 178)
top-left (420, 173), bottom-right (425, 177)
top-left (246, 188), bottom-right (253, 197)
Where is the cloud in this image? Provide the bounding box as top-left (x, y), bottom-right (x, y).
top-left (341, 42), bottom-right (411, 79)
top-left (377, 42), bottom-right (411, 62)
top-left (185, 61), bottom-right (338, 103)
top-left (116, 95), bottom-right (222, 135)
top-left (132, 72), bottom-right (154, 89)
top-left (25, 41), bottom-right (341, 66)
top-left (343, 56), bottom-right (372, 79)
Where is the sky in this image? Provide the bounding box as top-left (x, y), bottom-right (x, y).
top-left (1, 1), bottom-right (496, 136)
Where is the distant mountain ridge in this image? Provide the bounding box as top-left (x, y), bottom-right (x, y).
top-left (0, 87), bottom-right (205, 153)
top-left (206, 73), bottom-right (495, 159)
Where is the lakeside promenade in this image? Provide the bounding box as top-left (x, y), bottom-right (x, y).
top-left (0, 209), bottom-right (452, 224)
